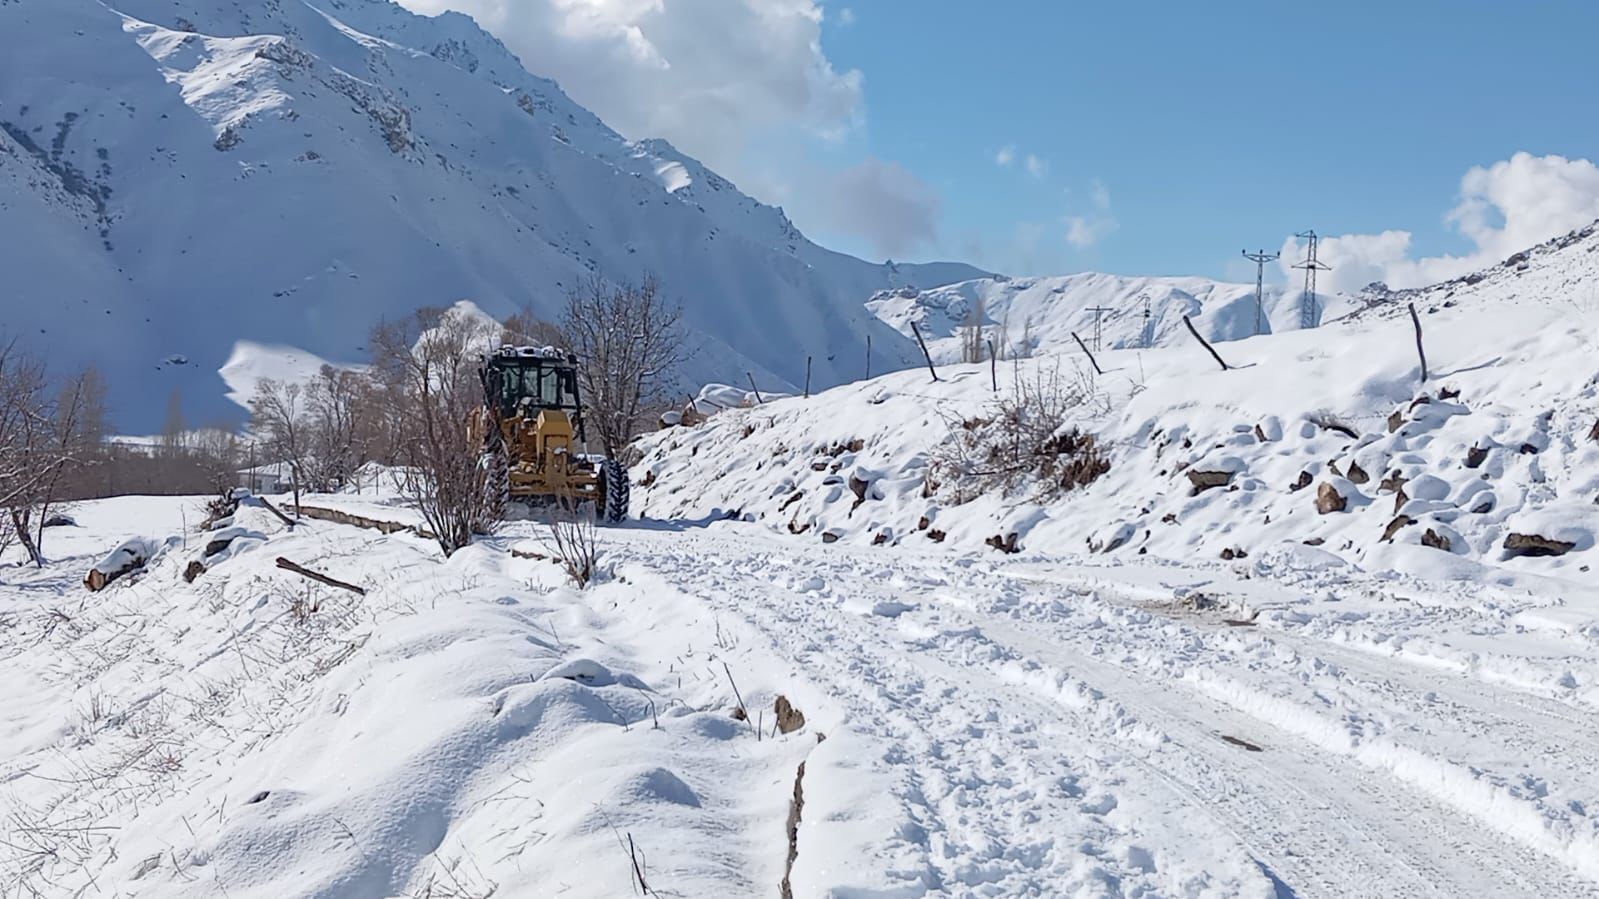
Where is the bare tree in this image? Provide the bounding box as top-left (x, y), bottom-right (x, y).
top-left (0, 343), bottom-right (107, 566)
top-left (249, 379), bottom-right (309, 514)
top-left (160, 388), bottom-right (188, 458)
top-left (370, 307), bottom-right (500, 556)
top-left (501, 302), bottom-right (568, 349)
top-left (561, 276), bottom-right (686, 459)
top-left (959, 296), bottom-right (987, 364)
top-left (305, 364), bottom-right (370, 491)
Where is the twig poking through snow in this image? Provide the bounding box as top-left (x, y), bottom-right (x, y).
top-left (721, 661), bottom-right (755, 735)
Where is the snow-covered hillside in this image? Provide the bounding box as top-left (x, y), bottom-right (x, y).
top-left (0, 0), bottom-right (983, 429)
top-left (866, 271), bottom-right (1358, 363)
top-left (637, 225), bottom-right (1599, 587)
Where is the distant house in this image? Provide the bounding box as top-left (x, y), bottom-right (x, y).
top-left (238, 461), bottom-right (296, 494)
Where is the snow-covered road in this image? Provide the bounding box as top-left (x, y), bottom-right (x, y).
top-left (598, 521), bottom-right (1599, 897)
top-left (4, 497), bottom-right (1597, 897)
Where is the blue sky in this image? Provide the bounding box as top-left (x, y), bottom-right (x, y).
top-left (410, 0), bottom-right (1599, 290)
top-left (802, 1), bottom-right (1599, 282)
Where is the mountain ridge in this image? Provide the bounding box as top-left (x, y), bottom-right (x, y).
top-left (0, 0), bottom-right (986, 428)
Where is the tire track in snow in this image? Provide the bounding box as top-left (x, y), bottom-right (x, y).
top-left (610, 534), bottom-right (1276, 897)
top-left (609, 526), bottom-right (1598, 897)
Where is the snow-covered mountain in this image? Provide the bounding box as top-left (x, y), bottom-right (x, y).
top-left (866, 272), bottom-right (1357, 363)
top-left (871, 219), bottom-right (1599, 366)
top-left (0, 0), bottom-right (984, 429)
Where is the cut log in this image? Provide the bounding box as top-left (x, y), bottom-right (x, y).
top-left (84, 537), bottom-right (158, 592)
top-left (274, 557), bottom-right (366, 595)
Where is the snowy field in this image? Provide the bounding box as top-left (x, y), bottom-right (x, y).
top-left (2, 486), bottom-right (1597, 897)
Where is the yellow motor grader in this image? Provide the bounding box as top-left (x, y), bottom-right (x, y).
top-left (473, 346), bottom-right (629, 522)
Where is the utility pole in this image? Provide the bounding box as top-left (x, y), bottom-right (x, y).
top-left (1139, 293), bottom-right (1153, 348)
top-left (1241, 249), bottom-right (1280, 336)
top-left (1086, 305), bottom-right (1113, 352)
top-left (1291, 230), bottom-right (1332, 329)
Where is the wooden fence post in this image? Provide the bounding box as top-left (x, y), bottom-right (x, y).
top-left (1408, 303), bottom-right (1428, 382)
top-left (1070, 331), bottom-right (1104, 375)
top-left (1182, 315), bottom-right (1230, 371)
top-left (909, 321), bottom-right (939, 382)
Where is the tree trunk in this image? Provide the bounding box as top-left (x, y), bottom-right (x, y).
top-left (11, 509), bottom-right (42, 567)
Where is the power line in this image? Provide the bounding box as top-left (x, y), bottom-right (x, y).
top-left (1241, 249), bottom-right (1280, 336)
top-left (1291, 230), bottom-right (1332, 329)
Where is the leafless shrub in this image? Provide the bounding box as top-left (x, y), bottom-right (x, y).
top-left (369, 307), bottom-right (501, 556)
top-left (561, 275), bottom-right (687, 459)
top-left (929, 362), bottom-right (1110, 504)
top-left (542, 501), bottom-right (599, 588)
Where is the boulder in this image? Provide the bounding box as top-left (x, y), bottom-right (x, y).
top-left (1382, 515), bottom-right (1415, 542)
top-left (1421, 529), bottom-right (1452, 552)
top-left (1186, 470), bottom-right (1235, 495)
top-left (774, 696), bottom-right (806, 734)
top-left (985, 532), bottom-right (1020, 554)
top-left (1346, 461), bottom-right (1370, 485)
top-left (1503, 533), bottom-right (1576, 558)
top-left (1316, 482), bottom-right (1347, 515)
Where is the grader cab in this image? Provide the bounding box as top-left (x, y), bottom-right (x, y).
top-left (475, 346), bottom-right (628, 522)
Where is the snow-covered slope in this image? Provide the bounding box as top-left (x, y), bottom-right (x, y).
top-left (866, 271), bottom-right (1360, 363)
top-left (0, 0), bottom-right (983, 429)
top-left (637, 226), bottom-right (1599, 586)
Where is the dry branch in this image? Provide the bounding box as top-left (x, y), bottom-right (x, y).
top-left (255, 496), bottom-right (297, 529)
top-left (274, 557), bottom-right (365, 595)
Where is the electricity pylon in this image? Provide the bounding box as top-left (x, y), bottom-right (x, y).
top-left (1241, 249), bottom-right (1280, 336)
top-left (1291, 230), bottom-right (1332, 329)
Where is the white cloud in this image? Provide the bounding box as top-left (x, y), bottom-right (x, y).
top-left (397, 0), bottom-right (864, 182)
top-left (1065, 179), bottom-right (1116, 249)
top-left (1024, 154), bottom-right (1048, 179)
top-left (822, 157), bottom-right (941, 259)
top-left (1281, 152), bottom-right (1599, 293)
top-left (995, 144), bottom-right (1016, 168)
top-left (836, 6), bottom-right (856, 26)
